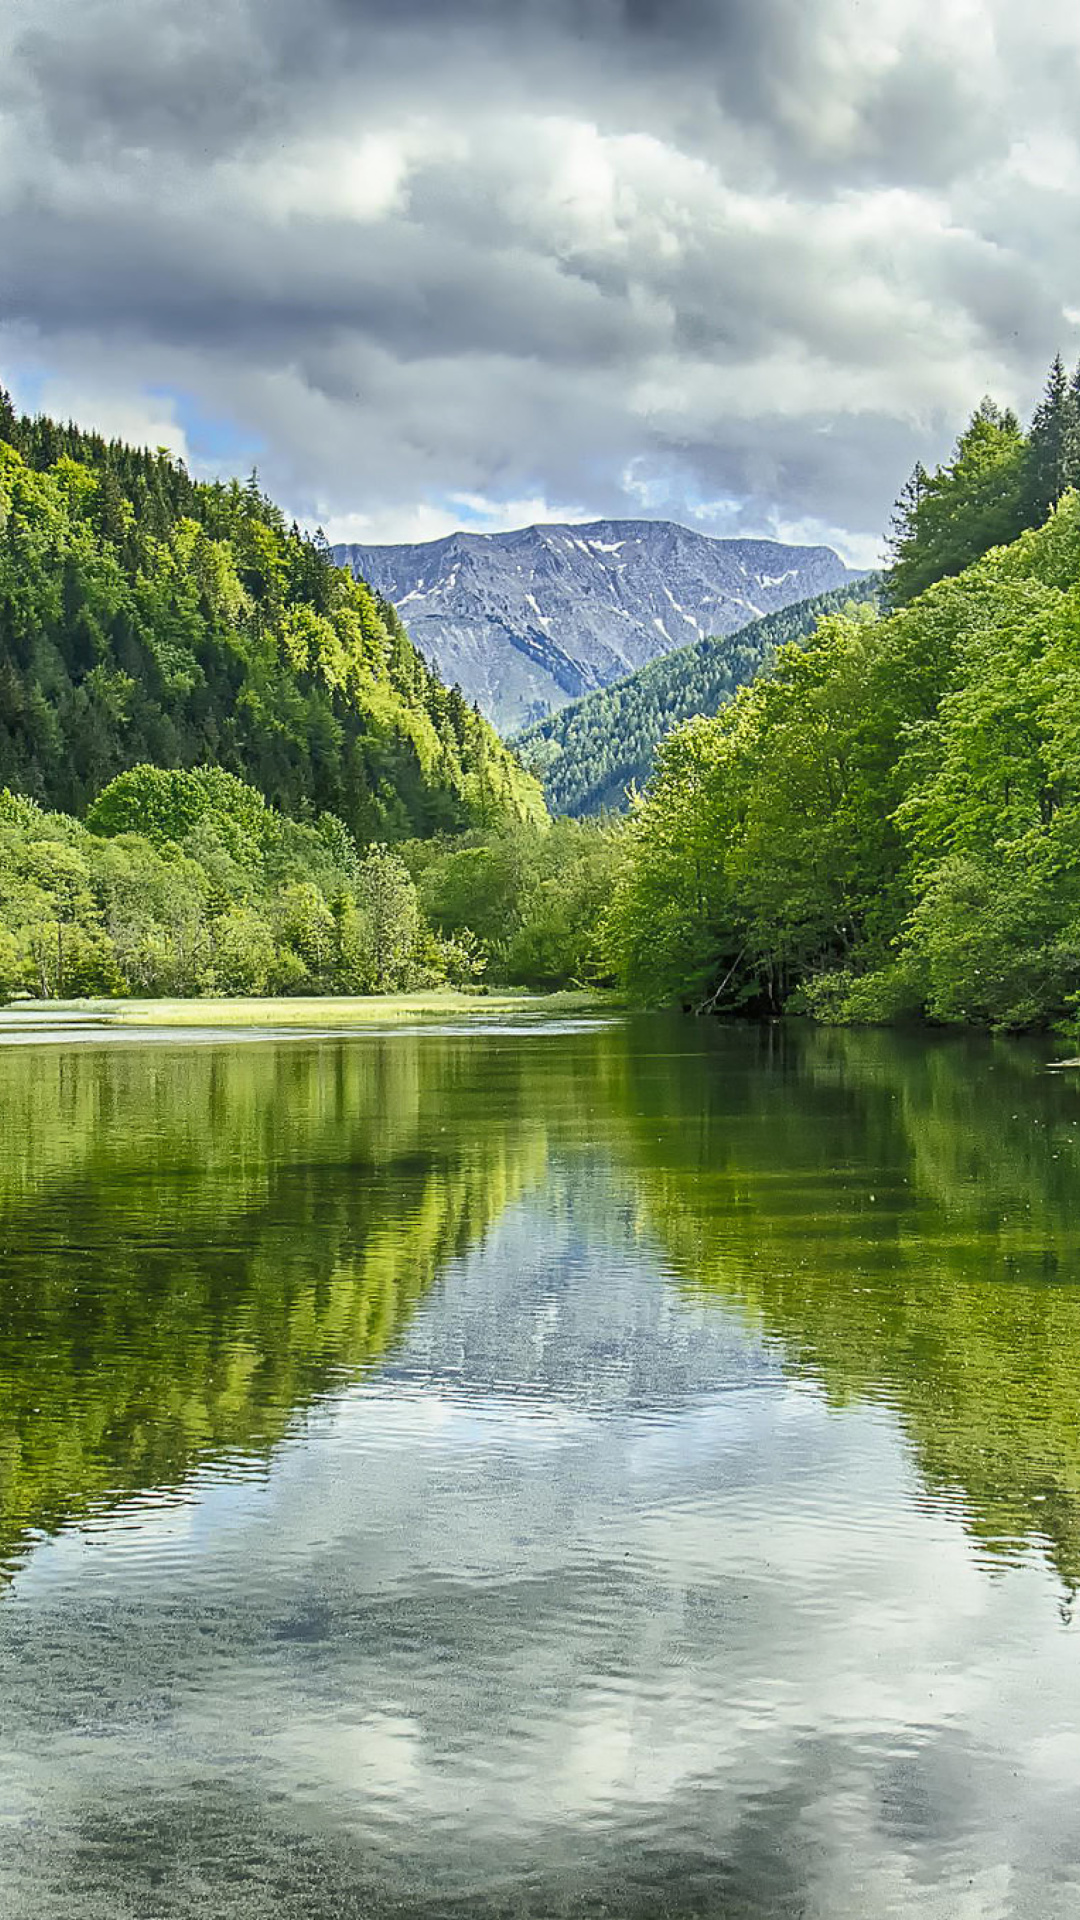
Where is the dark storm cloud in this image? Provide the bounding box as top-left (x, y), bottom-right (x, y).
top-left (3, 0), bottom-right (1079, 555)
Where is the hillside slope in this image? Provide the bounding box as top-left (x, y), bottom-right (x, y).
top-left (515, 577), bottom-right (882, 815)
top-left (334, 519), bottom-right (861, 731)
top-left (0, 394), bottom-right (543, 839)
top-left (606, 487), bottom-right (1080, 1029)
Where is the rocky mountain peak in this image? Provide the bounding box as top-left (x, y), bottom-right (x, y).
top-left (334, 518), bottom-right (860, 732)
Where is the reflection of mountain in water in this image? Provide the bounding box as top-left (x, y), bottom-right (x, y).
top-left (0, 1036), bottom-right (548, 1578)
top-left (4, 1017), bottom-right (1080, 1604)
top-left (5, 1020), bottom-right (1080, 1920)
top-left (614, 1019), bottom-right (1080, 1592)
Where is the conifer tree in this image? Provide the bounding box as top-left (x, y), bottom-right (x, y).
top-left (1067, 361), bottom-right (1080, 491)
top-left (887, 461), bottom-right (929, 567)
top-left (1024, 353), bottom-right (1076, 524)
top-left (887, 400), bottom-right (1027, 606)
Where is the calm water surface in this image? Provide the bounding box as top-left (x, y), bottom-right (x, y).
top-left (1, 1014), bottom-right (1080, 1917)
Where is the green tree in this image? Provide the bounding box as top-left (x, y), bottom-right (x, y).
top-left (887, 399), bottom-right (1028, 606)
top-left (0, 407), bottom-right (545, 842)
top-left (1023, 353), bottom-right (1079, 526)
top-left (608, 486), bottom-right (1080, 1032)
top-left (353, 846), bottom-right (423, 991)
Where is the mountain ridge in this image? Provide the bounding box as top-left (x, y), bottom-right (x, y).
top-left (514, 576), bottom-right (883, 816)
top-left (333, 518), bottom-right (862, 732)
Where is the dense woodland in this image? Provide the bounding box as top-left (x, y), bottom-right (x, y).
top-left (0, 391), bottom-right (541, 839)
top-left (514, 577), bottom-right (881, 816)
top-left (608, 355), bottom-right (1080, 1029)
top-left (0, 768), bottom-right (469, 998)
top-left (0, 392), bottom-right (605, 999)
top-left (0, 763), bottom-right (625, 999)
top-left (9, 356), bottom-right (1080, 1026)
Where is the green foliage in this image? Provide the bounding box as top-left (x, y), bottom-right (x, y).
top-left (0, 394), bottom-right (543, 839)
top-left (606, 490), bottom-right (1080, 1030)
top-left (87, 763), bottom-right (270, 844)
top-left (0, 760), bottom-right (613, 999)
top-left (887, 358), bottom-right (1080, 607)
top-left (514, 578), bottom-right (882, 815)
top-left (405, 816), bottom-right (626, 987)
top-left (0, 767), bottom-right (469, 999)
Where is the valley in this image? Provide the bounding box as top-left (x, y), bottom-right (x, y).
top-left (334, 518), bottom-right (860, 731)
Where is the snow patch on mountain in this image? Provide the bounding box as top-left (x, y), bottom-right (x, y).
top-left (333, 518), bottom-right (862, 732)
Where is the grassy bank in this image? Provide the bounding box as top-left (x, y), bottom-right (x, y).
top-left (0, 988), bottom-right (616, 1032)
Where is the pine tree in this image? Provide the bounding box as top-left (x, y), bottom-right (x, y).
top-left (0, 387), bottom-right (18, 448)
top-left (1066, 362), bottom-right (1080, 493)
top-left (1024, 354), bottom-right (1076, 524)
top-left (887, 461), bottom-right (929, 567)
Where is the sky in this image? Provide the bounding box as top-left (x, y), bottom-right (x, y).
top-left (3, 0), bottom-right (1080, 567)
top-left (11, 1193), bottom-right (1080, 1915)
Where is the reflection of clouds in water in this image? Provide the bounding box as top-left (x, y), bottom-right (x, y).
top-left (4, 1193), bottom-right (1080, 1917)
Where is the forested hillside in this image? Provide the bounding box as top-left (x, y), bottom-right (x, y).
top-left (515, 577), bottom-right (881, 815)
top-left (607, 487), bottom-right (1080, 1031)
top-left (887, 354), bottom-right (1080, 604)
top-left (0, 392), bottom-right (542, 840)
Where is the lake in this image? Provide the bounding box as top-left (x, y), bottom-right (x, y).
top-left (1, 1012), bottom-right (1079, 1917)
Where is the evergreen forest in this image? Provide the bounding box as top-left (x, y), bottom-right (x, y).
top-left (0, 391), bottom-right (541, 840)
top-left (514, 577), bottom-right (882, 816)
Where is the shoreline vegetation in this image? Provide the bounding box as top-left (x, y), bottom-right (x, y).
top-left (0, 988), bottom-right (613, 1033)
top-left (10, 369), bottom-right (1080, 1033)
top-left (2, 999), bottom-right (1074, 1076)
top-left (608, 362), bottom-right (1080, 1036)
top-left (0, 769), bottom-right (622, 1004)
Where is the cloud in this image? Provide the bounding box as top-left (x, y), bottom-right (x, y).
top-left (3, 0), bottom-right (1080, 555)
top-left (0, 350), bottom-right (193, 463)
top-left (320, 492), bottom-right (594, 547)
top-left (10, 1197), bottom-right (1080, 1917)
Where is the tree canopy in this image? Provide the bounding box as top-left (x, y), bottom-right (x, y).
top-left (606, 489), bottom-right (1080, 1030)
top-left (514, 577), bottom-right (881, 816)
top-left (0, 391), bottom-right (543, 840)
top-left (887, 356), bottom-right (1080, 605)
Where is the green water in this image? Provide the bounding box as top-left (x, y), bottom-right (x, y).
top-left (1, 1014), bottom-right (1080, 1916)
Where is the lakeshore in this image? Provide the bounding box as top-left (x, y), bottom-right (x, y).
top-left (0, 987), bottom-right (614, 1038)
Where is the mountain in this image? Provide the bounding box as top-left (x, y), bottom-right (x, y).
top-left (513, 577), bottom-right (883, 816)
top-left (0, 391), bottom-right (543, 838)
top-left (333, 520), bottom-right (863, 732)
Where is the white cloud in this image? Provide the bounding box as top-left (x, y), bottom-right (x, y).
top-left (321, 491), bottom-right (594, 547)
top-left (5, 0), bottom-right (1080, 554)
top-left (8, 358), bottom-right (191, 462)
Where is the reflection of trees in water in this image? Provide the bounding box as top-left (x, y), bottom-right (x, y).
top-left (5, 1018), bottom-right (1080, 1598)
top-left (0, 1036), bottom-right (548, 1578)
top-left (614, 1019), bottom-right (1080, 1593)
